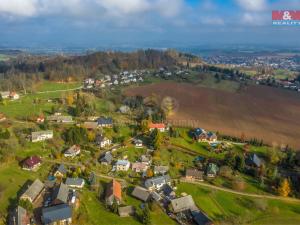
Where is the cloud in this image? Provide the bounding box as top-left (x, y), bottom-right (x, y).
top-left (0, 0), bottom-right (39, 17)
top-left (235, 0), bottom-right (267, 12)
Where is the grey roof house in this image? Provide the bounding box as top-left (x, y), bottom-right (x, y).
top-left (170, 195), bottom-right (198, 213)
top-left (97, 117), bottom-right (113, 127)
top-left (20, 179), bottom-right (45, 203)
top-left (42, 204), bottom-right (72, 225)
top-left (99, 151), bottom-right (113, 165)
top-left (52, 183), bottom-right (69, 205)
top-left (65, 178), bottom-right (85, 188)
top-left (54, 164), bottom-right (67, 177)
top-left (247, 153), bottom-right (263, 168)
top-left (131, 186), bottom-right (150, 202)
top-left (144, 175), bottom-right (171, 191)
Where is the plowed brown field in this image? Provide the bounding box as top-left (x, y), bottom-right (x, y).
top-left (125, 82), bottom-right (300, 149)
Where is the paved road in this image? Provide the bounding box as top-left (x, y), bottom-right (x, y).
top-left (180, 178), bottom-right (300, 203)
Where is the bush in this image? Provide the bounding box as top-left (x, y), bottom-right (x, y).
top-left (253, 199), bottom-right (268, 211)
top-left (232, 177), bottom-right (245, 191)
top-left (219, 166), bottom-right (233, 178)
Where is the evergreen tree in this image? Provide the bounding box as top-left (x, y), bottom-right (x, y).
top-left (141, 204), bottom-right (151, 225)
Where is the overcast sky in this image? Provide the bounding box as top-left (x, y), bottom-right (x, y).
top-left (0, 0), bottom-right (299, 49)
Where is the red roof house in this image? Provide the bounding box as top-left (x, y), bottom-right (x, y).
top-left (105, 179), bottom-right (122, 205)
top-left (148, 123), bottom-right (166, 132)
top-left (22, 156), bottom-right (42, 171)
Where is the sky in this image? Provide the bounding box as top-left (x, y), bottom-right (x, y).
top-left (0, 0), bottom-right (299, 50)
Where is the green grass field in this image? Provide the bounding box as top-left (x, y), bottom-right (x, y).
top-left (177, 182), bottom-right (300, 225)
top-left (34, 81), bottom-right (82, 92)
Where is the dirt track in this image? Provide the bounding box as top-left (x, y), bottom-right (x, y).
top-left (125, 82), bottom-right (300, 149)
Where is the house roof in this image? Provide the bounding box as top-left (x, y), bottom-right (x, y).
top-left (31, 130), bottom-right (53, 138)
top-left (118, 206), bottom-right (135, 217)
top-left (97, 117), bottom-right (113, 125)
top-left (207, 163), bottom-right (218, 175)
top-left (42, 204), bottom-right (72, 224)
top-left (131, 186), bottom-right (150, 202)
top-left (149, 123), bottom-right (165, 129)
top-left (162, 184), bottom-right (174, 196)
top-left (56, 164), bottom-right (67, 175)
top-left (186, 169), bottom-right (203, 179)
top-left (191, 210), bottom-right (214, 225)
top-left (65, 145), bottom-right (80, 155)
top-left (83, 122), bottom-right (98, 129)
top-left (171, 195), bottom-right (198, 213)
top-left (251, 154), bottom-right (262, 167)
top-left (52, 183), bottom-right (69, 204)
top-left (21, 179), bottom-right (44, 201)
top-left (132, 162), bottom-right (148, 170)
top-left (100, 152), bottom-right (113, 164)
top-left (144, 175), bottom-right (171, 189)
top-left (23, 156), bottom-right (41, 168)
top-left (116, 160), bottom-right (130, 166)
top-left (106, 180), bottom-right (122, 201)
top-left (154, 166), bottom-right (169, 174)
top-left (16, 205), bottom-right (29, 225)
top-left (150, 191), bottom-right (161, 201)
top-left (65, 178), bottom-right (85, 187)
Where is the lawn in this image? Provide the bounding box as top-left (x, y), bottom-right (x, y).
top-left (34, 81), bottom-right (82, 92)
top-left (0, 162), bottom-right (51, 223)
top-left (177, 182), bottom-right (300, 225)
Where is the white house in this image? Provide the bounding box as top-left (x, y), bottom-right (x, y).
top-left (31, 130), bottom-right (53, 142)
top-left (96, 135), bottom-right (111, 148)
top-left (115, 160), bottom-right (131, 171)
top-left (9, 91), bottom-right (20, 100)
top-left (64, 145), bottom-right (81, 157)
top-left (144, 175), bottom-right (171, 191)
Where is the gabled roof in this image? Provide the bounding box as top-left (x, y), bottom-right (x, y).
top-left (106, 180), bottom-right (122, 201)
top-left (154, 166), bottom-right (169, 174)
top-left (186, 169), bottom-right (203, 179)
top-left (131, 186), bottom-right (150, 202)
top-left (52, 183), bottom-right (69, 204)
top-left (207, 163), bottom-right (218, 175)
top-left (56, 164), bottom-right (67, 175)
top-left (144, 175), bottom-right (171, 189)
top-left (64, 145), bottom-right (80, 155)
top-left (250, 153), bottom-right (262, 167)
top-left (171, 195), bottom-right (198, 213)
top-left (65, 178), bottom-right (85, 187)
top-left (100, 152), bottom-right (113, 164)
top-left (191, 210), bottom-right (214, 225)
top-left (15, 205), bottom-right (30, 225)
top-left (97, 117), bottom-right (113, 125)
top-left (118, 206), bottom-right (135, 217)
top-left (42, 204), bottom-right (72, 224)
top-left (23, 156), bottom-right (41, 168)
top-left (149, 123), bottom-right (165, 129)
top-left (21, 179), bottom-right (44, 202)
top-left (115, 160), bottom-right (130, 166)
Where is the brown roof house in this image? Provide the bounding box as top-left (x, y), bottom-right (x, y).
top-left (118, 206), bottom-right (135, 217)
top-left (20, 179), bottom-right (45, 203)
top-left (11, 205), bottom-right (30, 225)
top-left (105, 180), bottom-right (122, 205)
top-left (185, 169), bottom-right (204, 181)
top-left (22, 156), bottom-right (42, 171)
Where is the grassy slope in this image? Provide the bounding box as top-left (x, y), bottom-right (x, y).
top-left (177, 182), bottom-right (300, 225)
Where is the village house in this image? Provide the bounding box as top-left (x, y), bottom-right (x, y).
top-left (52, 183), bottom-right (69, 205)
top-left (118, 206), bottom-right (135, 217)
top-left (36, 115), bottom-right (45, 123)
top-left (20, 179), bottom-right (45, 203)
top-left (99, 151), bottom-right (113, 165)
top-left (115, 160), bottom-right (131, 171)
top-left (11, 206), bottom-right (30, 225)
top-left (47, 115), bottom-right (73, 123)
top-left (246, 153), bottom-right (263, 168)
top-left (97, 117), bottom-right (113, 128)
top-left (134, 139), bottom-right (143, 148)
top-left (22, 156), bottom-right (42, 171)
top-left (42, 204), bottom-right (72, 225)
top-left (65, 178), bottom-right (85, 189)
top-left (96, 135), bottom-right (112, 148)
top-left (82, 121), bottom-right (98, 130)
top-left (144, 175), bottom-right (171, 191)
top-left (154, 165), bottom-right (169, 175)
top-left (140, 155), bottom-right (151, 165)
top-left (64, 145), bottom-right (81, 157)
top-left (148, 123), bottom-right (166, 132)
top-left (0, 91), bottom-right (10, 99)
top-left (185, 169), bottom-right (204, 181)
top-left (192, 128), bottom-right (217, 142)
top-left (131, 162), bottom-right (148, 173)
top-left (206, 163), bottom-right (219, 178)
top-left (31, 130), bottom-right (53, 142)
top-left (105, 180), bottom-right (122, 205)
top-left (9, 91), bottom-right (20, 100)
top-left (170, 195), bottom-right (198, 213)
top-left (192, 210), bottom-right (214, 225)
top-left (131, 186), bottom-right (150, 202)
top-left (54, 164), bottom-right (67, 178)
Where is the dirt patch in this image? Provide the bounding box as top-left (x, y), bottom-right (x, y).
top-left (125, 82), bottom-right (300, 149)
